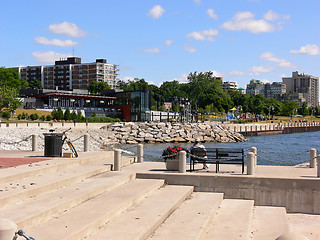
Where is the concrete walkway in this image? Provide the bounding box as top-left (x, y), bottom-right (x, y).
top-left (0, 150), bottom-right (319, 239)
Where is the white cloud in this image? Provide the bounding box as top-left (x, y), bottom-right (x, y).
top-left (229, 71), bottom-right (244, 76)
top-left (193, 0), bottom-right (201, 4)
top-left (187, 29), bottom-right (218, 41)
top-left (147, 5), bottom-right (165, 19)
top-left (184, 44), bottom-right (197, 53)
top-left (35, 37), bottom-right (78, 47)
top-left (290, 44), bottom-right (320, 55)
top-left (143, 48), bottom-right (161, 53)
top-left (249, 65), bottom-right (274, 75)
top-left (261, 79), bottom-right (271, 84)
top-left (264, 10), bottom-right (290, 21)
top-left (263, 10), bottom-right (280, 21)
top-left (207, 9), bottom-right (218, 20)
top-left (175, 73), bottom-right (189, 83)
top-left (260, 52), bottom-right (298, 68)
top-left (49, 22), bottom-right (87, 37)
top-left (221, 11), bottom-right (276, 33)
top-left (165, 40), bottom-right (174, 46)
top-left (32, 51), bottom-right (71, 63)
top-left (121, 76), bottom-right (135, 82)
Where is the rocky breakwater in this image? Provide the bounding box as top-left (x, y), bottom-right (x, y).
top-left (102, 122), bottom-right (247, 144)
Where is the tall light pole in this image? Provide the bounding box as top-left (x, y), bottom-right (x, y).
top-left (268, 105), bottom-right (274, 123)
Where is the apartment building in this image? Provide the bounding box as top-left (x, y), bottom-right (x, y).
top-left (282, 71), bottom-right (319, 107)
top-left (246, 80), bottom-right (286, 100)
top-left (221, 81), bottom-right (238, 90)
top-left (16, 57), bottom-right (119, 90)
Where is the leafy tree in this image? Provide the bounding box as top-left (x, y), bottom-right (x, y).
top-left (87, 81), bottom-right (111, 95)
top-left (63, 108), bottom-right (71, 120)
top-left (1, 111), bottom-right (11, 119)
top-left (118, 78), bottom-right (149, 91)
top-left (40, 115), bottom-right (46, 121)
top-left (0, 85), bottom-right (22, 112)
top-left (57, 106), bottom-right (64, 120)
top-left (298, 103), bottom-right (309, 116)
top-left (0, 67), bottom-right (27, 89)
top-left (28, 79), bottom-right (43, 89)
top-left (280, 101), bottom-right (300, 116)
top-left (71, 110), bottom-right (77, 121)
top-left (92, 111), bottom-right (97, 117)
top-left (51, 109), bottom-right (58, 120)
top-left (187, 71), bottom-right (231, 112)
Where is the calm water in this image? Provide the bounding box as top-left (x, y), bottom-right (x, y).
top-left (121, 131), bottom-right (320, 166)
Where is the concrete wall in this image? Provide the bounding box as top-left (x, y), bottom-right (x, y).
top-left (0, 122), bottom-right (108, 129)
top-left (136, 172), bottom-right (320, 214)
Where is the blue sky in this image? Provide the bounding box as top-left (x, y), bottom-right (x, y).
top-left (1, 0), bottom-right (319, 88)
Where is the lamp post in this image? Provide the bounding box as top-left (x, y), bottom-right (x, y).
top-left (268, 105), bottom-right (274, 123)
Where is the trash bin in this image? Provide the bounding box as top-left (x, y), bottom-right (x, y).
top-left (43, 133), bottom-right (64, 157)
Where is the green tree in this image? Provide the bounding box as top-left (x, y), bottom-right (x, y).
top-left (51, 109), bottom-right (58, 120)
top-left (0, 67), bottom-right (27, 89)
top-left (280, 101), bottom-right (300, 116)
top-left (28, 79), bottom-right (43, 89)
top-left (57, 107), bottom-right (64, 120)
top-left (187, 71), bottom-right (232, 112)
top-left (71, 110), bottom-right (77, 121)
top-left (63, 108), bottom-right (71, 120)
top-left (87, 81), bottom-right (111, 95)
top-left (0, 85), bottom-right (22, 112)
top-left (298, 103), bottom-right (309, 116)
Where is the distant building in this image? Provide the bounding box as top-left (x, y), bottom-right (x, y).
top-left (246, 80), bottom-right (265, 96)
top-left (221, 81), bottom-right (238, 90)
top-left (15, 57), bottom-right (119, 91)
top-left (246, 80), bottom-right (286, 100)
top-left (237, 87), bottom-right (245, 94)
top-left (282, 71), bottom-right (319, 107)
top-left (264, 82), bottom-right (286, 100)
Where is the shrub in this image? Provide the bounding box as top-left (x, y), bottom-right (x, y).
top-left (46, 115), bottom-right (53, 121)
top-left (1, 111), bottom-right (11, 119)
top-left (40, 115), bottom-right (46, 121)
top-left (29, 113), bottom-right (39, 121)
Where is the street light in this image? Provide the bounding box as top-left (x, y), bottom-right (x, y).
top-left (268, 105), bottom-right (274, 122)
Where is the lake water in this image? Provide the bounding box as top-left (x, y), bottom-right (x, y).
top-left (120, 131), bottom-right (320, 166)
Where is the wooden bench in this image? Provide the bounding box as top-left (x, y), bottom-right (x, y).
top-left (190, 148), bottom-right (244, 173)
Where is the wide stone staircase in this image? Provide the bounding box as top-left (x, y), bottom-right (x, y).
top-left (0, 152), bottom-right (289, 240)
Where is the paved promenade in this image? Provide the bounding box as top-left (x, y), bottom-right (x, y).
top-left (0, 150), bottom-right (319, 239)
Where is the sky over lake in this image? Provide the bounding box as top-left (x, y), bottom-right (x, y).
top-left (1, 0), bottom-right (319, 88)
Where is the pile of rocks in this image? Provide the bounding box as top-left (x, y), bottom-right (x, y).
top-left (101, 122), bottom-right (247, 144)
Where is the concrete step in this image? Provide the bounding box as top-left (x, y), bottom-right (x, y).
top-left (85, 185), bottom-right (194, 240)
top-left (0, 151), bottom-right (112, 184)
top-left (25, 179), bottom-right (165, 240)
top-left (205, 199), bottom-right (254, 240)
top-left (149, 192), bottom-right (224, 240)
top-left (0, 159), bottom-right (111, 207)
top-left (251, 206), bottom-right (289, 240)
top-left (0, 170), bottom-right (136, 229)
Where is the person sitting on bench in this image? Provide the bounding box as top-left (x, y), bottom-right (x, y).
top-left (190, 138), bottom-right (208, 169)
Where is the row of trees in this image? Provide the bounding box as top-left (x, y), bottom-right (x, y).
top-left (1, 67), bottom-right (319, 119)
top-left (117, 72), bottom-right (319, 117)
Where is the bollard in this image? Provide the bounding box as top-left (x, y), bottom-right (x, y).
top-left (250, 147), bottom-right (257, 166)
top-left (179, 151), bottom-right (186, 173)
top-left (32, 134), bottom-right (38, 152)
top-left (137, 144), bottom-right (144, 163)
top-left (0, 218), bottom-right (17, 240)
top-left (318, 155), bottom-right (320, 178)
top-left (114, 149), bottom-right (122, 171)
top-left (309, 148), bottom-right (316, 168)
top-left (84, 134), bottom-right (89, 152)
top-left (247, 152), bottom-right (255, 175)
